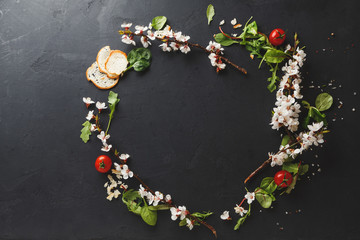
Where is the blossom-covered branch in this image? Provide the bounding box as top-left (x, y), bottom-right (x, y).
top-left (81, 93), bottom-right (216, 237)
top-left (119, 22), bottom-right (247, 74)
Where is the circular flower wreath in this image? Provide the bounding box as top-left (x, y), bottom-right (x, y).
top-left (80, 16), bottom-right (333, 237)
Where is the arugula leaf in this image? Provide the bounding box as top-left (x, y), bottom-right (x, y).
top-left (303, 106), bottom-right (327, 129)
top-left (191, 211), bottom-right (213, 220)
top-left (260, 177), bottom-right (278, 194)
top-left (151, 16), bottom-right (167, 30)
top-left (214, 33), bottom-right (238, 46)
top-left (255, 188), bottom-right (274, 208)
top-left (206, 4), bottom-right (215, 25)
top-left (140, 201), bottom-right (157, 226)
top-left (106, 91), bottom-right (120, 135)
top-left (315, 93), bottom-right (333, 111)
top-left (80, 121), bottom-right (92, 143)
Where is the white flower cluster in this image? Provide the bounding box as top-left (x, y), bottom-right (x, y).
top-left (270, 47), bottom-right (306, 132)
top-left (121, 22), bottom-right (191, 54)
top-left (221, 192), bottom-right (253, 221)
top-left (104, 174), bottom-right (128, 201)
top-left (269, 121), bottom-right (325, 167)
top-left (206, 41), bottom-right (226, 72)
top-left (138, 184), bottom-right (172, 207)
top-left (170, 205), bottom-right (194, 230)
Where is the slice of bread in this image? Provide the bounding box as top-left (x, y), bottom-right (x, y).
top-left (86, 61), bottom-right (119, 89)
top-left (105, 50), bottom-right (128, 76)
top-left (96, 46), bottom-right (119, 79)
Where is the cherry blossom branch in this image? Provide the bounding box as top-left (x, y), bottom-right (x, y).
top-left (121, 29), bottom-right (247, 75)
top-left (95, 114), bottom-right (216, 237)
top-left (244, 141), bottom-right (301, 183)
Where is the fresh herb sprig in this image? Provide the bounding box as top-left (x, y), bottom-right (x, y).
top-left (214, 17), bottom-right (295, 92)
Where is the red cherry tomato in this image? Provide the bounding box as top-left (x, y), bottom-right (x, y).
top-left (274, 170), bottom-right (293, 188)
top-left (269, 28), bottom-right (286, 46)
top-left (95, 155), bottom-right (112, 173)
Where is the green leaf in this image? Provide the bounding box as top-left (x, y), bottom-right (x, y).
top-left (260, 177), bottom-right (278, 194)
top-left (298, 164), bottom-right (309, 176)
top-left (267, 77), bottom-right (278, 92)
top-left (214, 33), bottom-right (238, 46)
top-left (148, 205), bottom-right (171, 211)
top-left (151, 16), bottom-right (167, 30)
top-left (315, 93), bottom-right (333, 111)
top-left (108, 91), bottom-right (120, 106)
top-left (234, 217), bottom-right (246, 230)
top-left (80, 121), bottom-right (92, 143)
top-left (263, 49), bottom-right (287, 64)
top-left (303, 107), bottom-right (327, 129)
top-left (282, 163), bottom-right (299, 174)
top-left (206, 4), bottom-right (215, 25)
top-left (136, 48), bottom-right (151, 60)
top-left (179, 218), bottom-right (187, 227)
top-left (302, 100), bottom-right (311, 109)
top-left (141, 203), bottom-right (157, 226)
top-left (191, 211), bottom-right (213, 220)
top-left (255, 188), bottom-right (273, 208)
top-left (133, 59), bottom-right (151, 72)
top-left (285, 175), bottom-right (297, 194)
top-left (127, 49), bottom-right (140, 65)
top-left (281, 135), bottom-right (291, 146)
top-left (122, 189), bottom-right (143, 215)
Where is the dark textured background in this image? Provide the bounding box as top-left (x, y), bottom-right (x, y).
top-left (1, 0), bottom-right (359, 239)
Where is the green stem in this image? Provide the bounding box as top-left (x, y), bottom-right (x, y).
top-left (105, 117), bottom-right (112, 135)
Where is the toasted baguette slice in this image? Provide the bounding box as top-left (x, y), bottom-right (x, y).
top-left (96, 46), bottom-right (119, 79)
top-left (105, 50), bottom-right (128, 76)
top-left (86, 61), bottom-right (119, 89)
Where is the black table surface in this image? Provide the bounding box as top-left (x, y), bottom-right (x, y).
top-left (1, 0), bottom-right (360, 239)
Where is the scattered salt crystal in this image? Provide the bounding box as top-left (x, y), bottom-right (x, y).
top-left (312, 164), bottom-right (315, 166)
top-left (354, 92), bottom-right (357, 96)
top-left (219, 20), bottom-right (225, 25)
top-left (317, 164), bottom-right (320, 167)
top-left (332, 118), bottom-right (336, 122)
top-left (318, 168), bottom-right (321, 172)
top-left (332, 87), bottom-right (337, 89)
top-left (312, 173), bottom-right (315, 176)
top-left (309, 85), bottom-right (315, 88)
top-left (328, 83), bottom-right (333, 86)
top-left (285, 211), bottom-right (288, 214)
top-left (352, 108), bottom-right (356, 112)
top-left (231, 18), bottom-right (237, 25)
top-left (315, 155), bottom-right (318, 158)
top-left (341, 117), bottom-right (344, 120)
top-left (276, 222), bottom-right (279, 226)
top-left (231, 33), bottom-right (238, 37)
top-left (298, 209), bottom-right (301, 212)
top-left (322, 49), bottom-right (326, 51)
top-left (259, 210), bottom-right (262, 213)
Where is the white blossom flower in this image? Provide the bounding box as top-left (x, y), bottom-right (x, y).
top-left (269, 151), bottom-right (287, 167)
top-left (83, 97), bottom-right (95, 108)
top-left (121, 22), bottom-right (132, 29)
top-left (244, 192), bottom-right (255, 204)
top-left (220, 210), bottom-right (231, 220)
top-left (97, 131), bottom-right (110, 142)
top-left (234, 205), bottom-right (248, 217)
top-left (170, 206), bottom-right (187, 221)
top-left (170, 41), bottom-right (180, 51)
top-left (134, 25), bottom-right (148, 35)
top-left (180, 44), bottom-right (191, 54)
top-left (219, 20), bottom-right (225, 25)
top-left (140, 36), bottom-right (151, 48)
top-left (86, 110), bottom-right (94, 121)
top-left (293, 47), bottom-right (306, 67)
top-left (120, 153), bottom-right (130, 161)
top-left (308, 121), bottom-right (324, 132)
top-left (122, 35), bottom-right (136, 46)
top-left (153, 191), bottom-right (164, 206)
top-left (186, 218), bottom-right (194, 230)
top-left (231, 18), bottom-right (237, 25)
top-left (206, 41), bottom-right (224, 53)
top-left (148, 22), bottom-right (152, 30)
top-left (147, 30), bottom-right (156, 40)
top-left (165, 194), bottom-right (172, 203)
top-left (139, 184), bottom-right (147, 198)
top-left (90, 124), bottom-right (97, 132)
top-left (159, 42), bottom-right (172, 52)
top-left (101, 142), bottom-right (112, 152)
top-left (120, 164), bottom-right (133, 179)
top-left (96, 101), bottom-right (107, 112)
